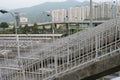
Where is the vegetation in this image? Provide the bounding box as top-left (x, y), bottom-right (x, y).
top-left (0, 22), bottom-right (88, 37)
top-left (21, 24), bottom-right (29, 34)
top-left (0, 22), bottom-right (9, 33)
top-left (32, 23), bottom-right (39, 34)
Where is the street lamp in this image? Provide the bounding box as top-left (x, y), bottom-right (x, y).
top-left (0, 10), bottom-right (20, 35)
top-left (0, 10), bottom-right (20, 58)
top-left (64, 16), bottom-right (70, 35)
top-left (94, 5), bottom-right (98, 20)
top-left (47, 13), bottom-right (55, 42)
top-left (0, 9), bottom-right (25, 80)
top-left (90, 0), bottom-right (93, 27)
top-left (111, 0), bottom-right (118, 19)
top-left (0, 10), bottom-right (8, 14)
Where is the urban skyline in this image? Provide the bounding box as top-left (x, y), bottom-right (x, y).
top-left (0, 0), bottom-right (113, 9)
top-left (51, 1), bottom-right (120, 22)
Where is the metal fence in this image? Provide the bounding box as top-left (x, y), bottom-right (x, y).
top-left (0, 18), bottom-right (120, 80)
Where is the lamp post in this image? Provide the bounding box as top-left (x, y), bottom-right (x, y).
top-left (0, 10), bottom-right (20, 59)
top-left (47, 14), bottom-right (55, 42)
top-left (112, 0), bottom-right (118, 19)
top-left (0, 10), bottom-right (25, 80)
top-left (94, 5), bottom-right (98, 20)
top-left (66, 16), bottom-right (70, 35)
top-left (90, 0), bottom-right (93, 27)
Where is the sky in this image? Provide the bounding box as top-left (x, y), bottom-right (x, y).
top-left (111, 77), bottom-right (120, 80)
top-left (0, 0), bottom-right (115, 9)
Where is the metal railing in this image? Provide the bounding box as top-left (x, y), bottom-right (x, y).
top-left (0, 18), bottom-right (120, 80)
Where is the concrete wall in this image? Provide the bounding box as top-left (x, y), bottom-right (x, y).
top-left (53, 52), bottom-right (120, 80)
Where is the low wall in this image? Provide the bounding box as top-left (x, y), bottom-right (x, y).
top-left (53, 52), bottom-right (120, 80)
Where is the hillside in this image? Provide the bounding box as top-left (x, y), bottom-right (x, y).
top-left (0, 0), bottom-right (97, 23)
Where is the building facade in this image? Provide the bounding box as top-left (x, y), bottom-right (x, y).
top-left (68, 6), bottom-right (89, 22)
top-left (51, 9), bottom-right (67, 22)
top-left (51, 2), bottom-right (120, 22)
top-left (93, 2), bottom-right (112, 20)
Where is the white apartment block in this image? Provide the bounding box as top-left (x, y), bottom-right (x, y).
top-left (51, 2), bottom-right (120, 22)
top-left (68, 6), bottom-right (89, 22)
top-left (51, 9), bottom-right (67, 22)
top-left (93, 2), bottom-right (112, 20)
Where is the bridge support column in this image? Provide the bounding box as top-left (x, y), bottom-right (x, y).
top-left (66, 23), bottom-right (69, 35)
top-left (42, 25), bottom-right (46, 33)
top-left (76, 23), bottom-right (79, 32)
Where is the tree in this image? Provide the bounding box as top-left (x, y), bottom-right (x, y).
top-left (0, 22), bottom-right (9, 29)
top-left (12, 25), bottom-right (16, 34)
top-left (22, 24), bottom-right (29, 34)
top-left (32, 23), bottom-right (39, 34)
top-left (42, 25), bottom-right (46, 34)
top-left (0, 22), bottom-right (9, 33)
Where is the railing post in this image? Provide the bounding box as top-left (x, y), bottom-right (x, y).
top-left (95, 35), bottom-right (98, 60)
top-left (41, 60), bottom-right (43, 80)
top-left (54, 54), bottom-right (58, 75)
top-left (0, 69), bottom-right (1, 80)
top-left (115, 19), bottom-right (118, 50)
top-left (67, 39), bottom-right (70, 69)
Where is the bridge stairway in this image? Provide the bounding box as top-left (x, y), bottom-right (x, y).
top-left (0, 18), bottom-right (120, 80)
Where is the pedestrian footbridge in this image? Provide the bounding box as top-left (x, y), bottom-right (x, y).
top-left (0, 18), bottom-right (120, 80)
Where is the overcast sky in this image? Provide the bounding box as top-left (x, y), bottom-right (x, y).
top-left (0, 0), bottom-right (115, 9)
top-left (111, 77), bottom-right (120, 80)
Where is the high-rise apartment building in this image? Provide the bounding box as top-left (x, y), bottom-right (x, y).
top-left (51, 2), bottom-right (120, 22)
top-left (51, 9), bottom-right (67, 22)
top-left (68, 6), bottom-right (89, 22)
top-left (93, 2), bottom-right (112, 20)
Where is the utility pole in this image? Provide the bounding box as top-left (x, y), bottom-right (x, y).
top-left (0, 10), bottom-right (26, 80)
top-left (112, 1), bottom-right (116, 19)
top-left (116, 0), bottom-right (118, 18)
top-left (47, 14), bottom-right (55, 42)
top-left (90, 0), bottom-right (93, 27)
